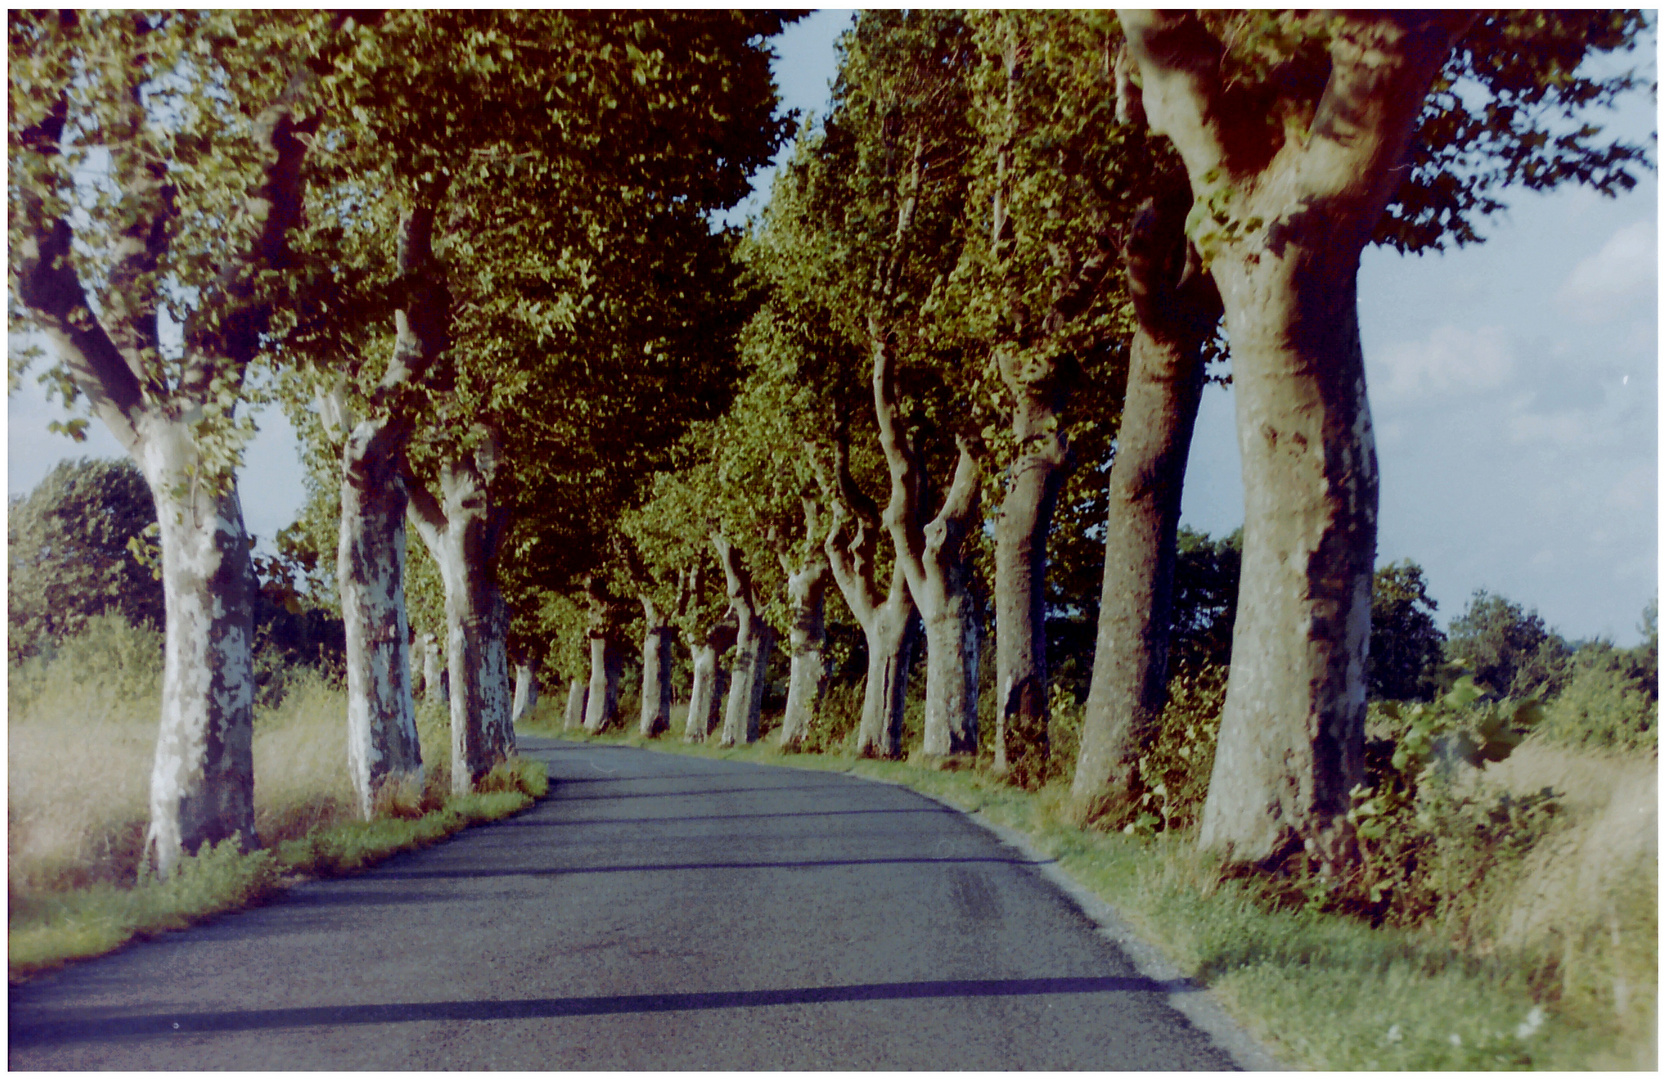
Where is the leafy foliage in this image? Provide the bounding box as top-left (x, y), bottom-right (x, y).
top-left (7, 458), bottom-right (163, 663)
top-left (1369, 561), bottom-right (1446, 701)
top-left (1446, 589), bottom-right (1572, 698)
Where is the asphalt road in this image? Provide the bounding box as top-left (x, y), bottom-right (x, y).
top-left (10, 736), bottom-right (1246, 1069)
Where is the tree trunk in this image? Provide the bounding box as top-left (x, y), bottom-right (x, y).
top-left (512, 657), bottom-right (541, 724)
top-left (421, 633), bottom-right (447, 708)
top-left (638, 594), bottom-right (674, 738)
top-left (1197, 251), bottom-right (1377, 866)
top-left (1073, 191), bottom-right (1219, 820)
top-left (584, 635), bottom-right (623, 734)
top-left (817, 431), bottom-right (917, 760)
top-left (991, 353), bottom-right (1069, 784)
top-left (408, 432), bottom-right (515, 795)
top-left (856, 562), bottom-right (918, 759)
top-left (713, 534), bottom-right (770, 747)
top-left (338, 420), bottom-right (425, 819)
top-left (1117, 10), bottom-right (1469, 867)
top-left (871, 325), bottom-right (982, 757)
top-left (685, 609), bottom-right (736, 743)
top-left (563, 677), bottom-right (588, 730)
top-left (777, 554), bottom-right (831, 750)
top-left (331, 203), bottom-right (445, 819)
top-left (142, 437), bottom-right (259, 875)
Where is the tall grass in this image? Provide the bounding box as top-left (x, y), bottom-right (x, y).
top-left (8, 614), bottom-right (546, 981)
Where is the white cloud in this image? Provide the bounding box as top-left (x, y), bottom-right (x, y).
top-left (1371, 324), bottom-right (1516, 403)
top-left (1557, 220), bottom-right (1658, 323)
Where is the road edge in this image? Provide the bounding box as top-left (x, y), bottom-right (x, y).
top-left (863, 776), bottom-right (1285, 1072)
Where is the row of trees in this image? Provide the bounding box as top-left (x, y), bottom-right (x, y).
top-left (9, 10), bottom-right (1648, 877)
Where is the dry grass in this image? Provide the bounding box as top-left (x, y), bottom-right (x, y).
top-left (7, 617), bottom-right (454, 899)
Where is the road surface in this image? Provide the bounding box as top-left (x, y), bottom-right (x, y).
top-left (10, 737), bottom-right (1250, 1069)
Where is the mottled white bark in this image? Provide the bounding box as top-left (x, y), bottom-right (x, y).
top-left (331, 204), bottom-right (444, 818)
top-left (408, 431), bottom-right (515, 794)
top-left (638, 594), bottom-right (674, 738)
top-left (1120, 10), bottom-right (1472, 866)
top-left (871, 325), bottom-right (982, 757)
top-left (582, 577), bottom-right (623, 733)
top-left (512, 657), bottom-right (541, 724)
top-left (10, 57), bottom-right (325, 876)
top-left (713, 534), bottom-right (772, 747)
top-left (421, 633), bottom-right (447, 707)
top-left (144, 431), bottom-right (259, 873)
top-left (776, 507), bottom-right (832, 751)
top-left (563, 677), bottom-right (588, 730)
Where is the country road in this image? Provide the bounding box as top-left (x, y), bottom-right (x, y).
top-left (10, 737), bottom-right (1257, 1069)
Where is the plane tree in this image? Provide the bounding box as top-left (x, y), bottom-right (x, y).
top-left (8, 10), bottom-right (357, 873)
top-left (793, 10), bottom-right (992, 759)
top-left (1113, 8), bottom-right (1652, 868)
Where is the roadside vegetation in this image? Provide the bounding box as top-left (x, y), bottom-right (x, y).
top-left (7, 614), bottom-right (547, 983)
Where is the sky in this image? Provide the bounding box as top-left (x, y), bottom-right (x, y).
top-left (8, 10), bottom-right (1659, 647)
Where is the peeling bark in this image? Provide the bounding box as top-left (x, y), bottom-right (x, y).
top-left (408, 430), bottom-right (515, 794)
top-left (712, 534), bottom-right (772, 747)
top-left (1073, 189), bottom-right (1220, 819)
top-left (145, 441), bottom-right (259, 871)
top-left (870, 325), bottom-right (982, 757)
top-left (817, 436), bottom-right (916, 759)
top-left (563, 677), bottom-right (588, 730)
top-left (991, 350), bottom-right (1070, 784)
top-left (8, 41), bottom-right (333, 875)
top-left (512, 657), bottom-right (540, 724)
top-left (776, 504), bottom-right (832, 751)
top-left (1119, 10), bottom-right (1472, 867)
top-left (638, 593), bottom-right (674, 738)
top-left (332, 204), bottom-right (446, 817)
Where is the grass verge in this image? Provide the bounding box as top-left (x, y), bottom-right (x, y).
top-left (529, 720), bottom-right (1654, 1071)
top-left (8, 757), bottom-right (548, 985)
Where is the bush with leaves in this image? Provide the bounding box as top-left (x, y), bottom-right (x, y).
top-left (1333, 677), bottom-right (1561, 932)
top-left (7, 458), bottom-right (163, 664)
top-left (1537, 638), bottom-right (1657, 752)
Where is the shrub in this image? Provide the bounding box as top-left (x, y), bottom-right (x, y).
top-left (1537, 641), bottom-right (1657, 751)
top-left (1335, 679), bottom-right (1562, 934)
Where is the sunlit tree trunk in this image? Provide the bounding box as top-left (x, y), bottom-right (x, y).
top-left (10, 61), bottom-right (325, 875)
top-left (817, 436), bottom-right (917, 759)
top-left (871, 325), bottom-right (981, 757)
top-left (563, 676), bottom-right (588, 730)
top-left (1119, 9), bottom-right (1472, 867)
top-left (777, 500), bottom-right (832, 750)
top-left (144, 439), bottom-right (260, 870)
top-left (408, 430), bottom-right (515, 794)
top-left (638, 594), bottom-right (674, 737)
top-left (420, 632), bottom-right (447, 707)
top-left (713, 533), bottom-right (772, 746)
top-left (685, 605), bottom-right (736, 743)
top-left (512, 657), bottom-right (540, 723)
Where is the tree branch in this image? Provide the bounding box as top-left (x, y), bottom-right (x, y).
top-left (1116, 10), bottom-right (1230, 183)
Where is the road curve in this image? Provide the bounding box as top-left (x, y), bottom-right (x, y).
top-left (10, 737), bottom-right (1244, 1069)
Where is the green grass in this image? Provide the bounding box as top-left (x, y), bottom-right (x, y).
top-left (529, 719), bottom-right (1655, 1071)
top-left (8, 757), bottom-right (547, 984)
